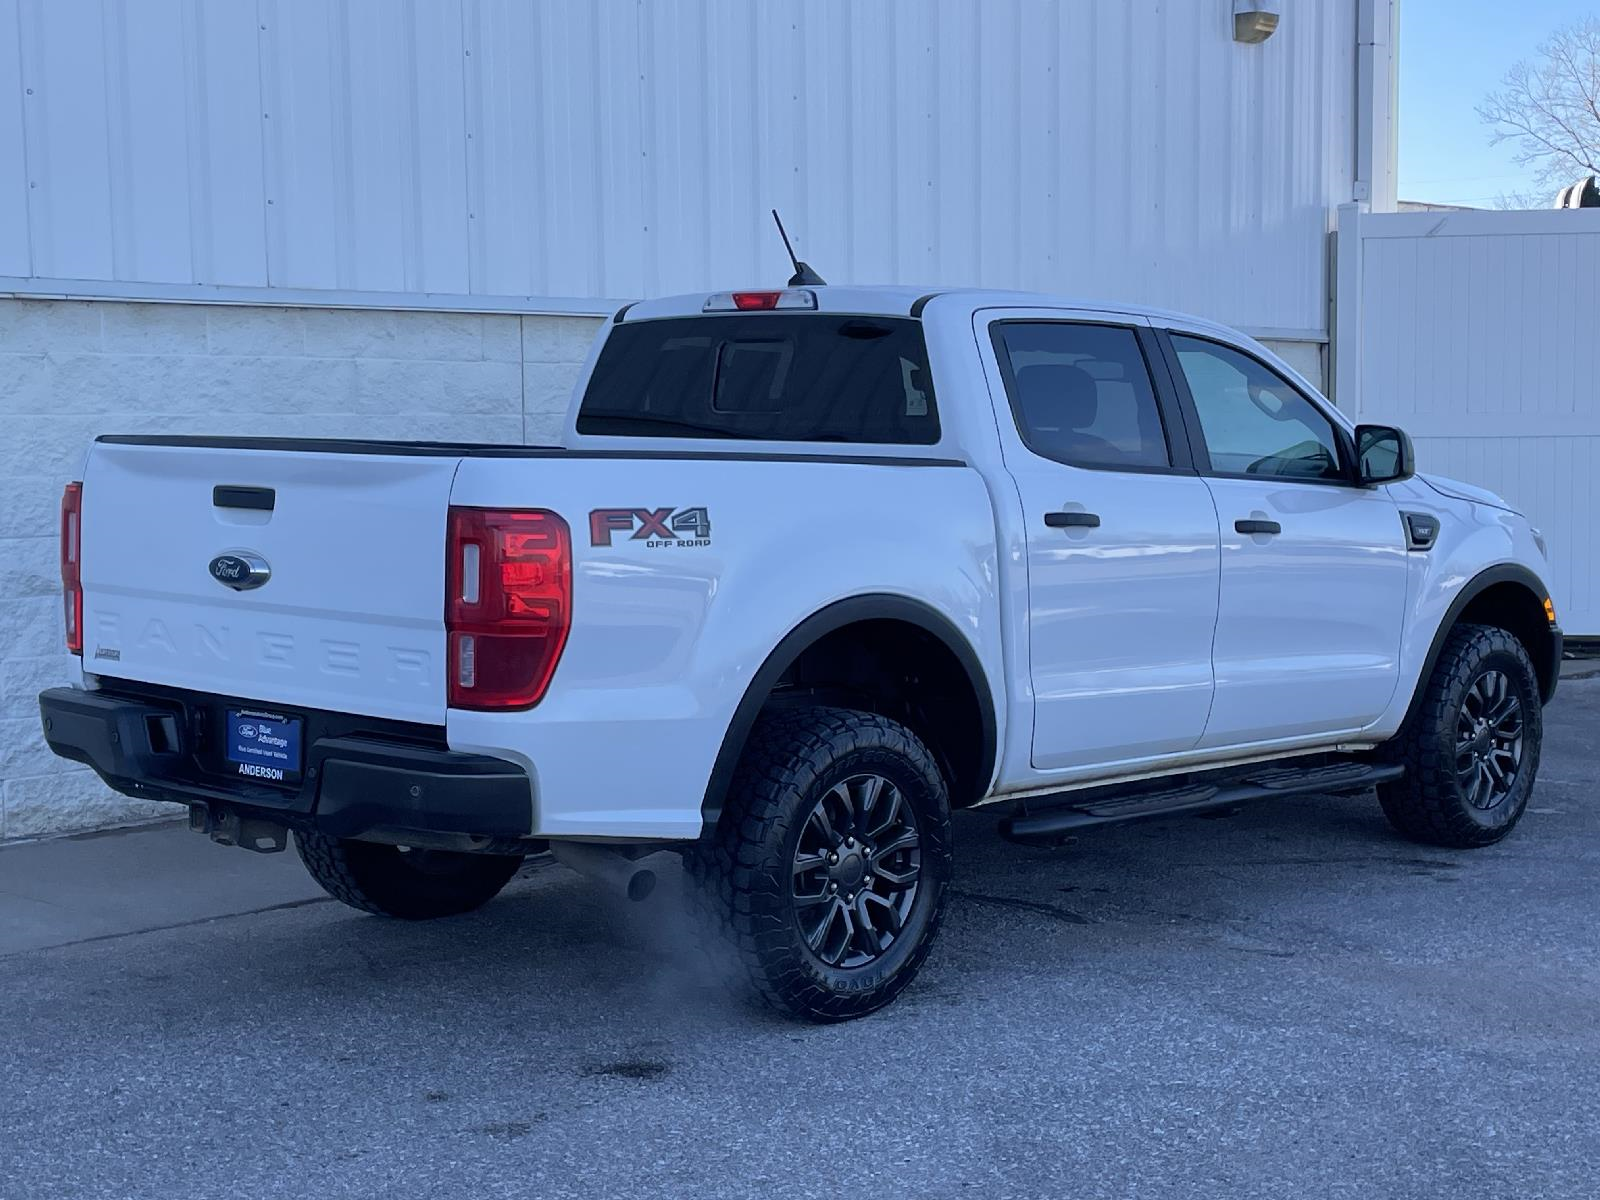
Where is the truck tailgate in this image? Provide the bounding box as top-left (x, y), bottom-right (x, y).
top-left (81, 441), bottom-right (462, 724)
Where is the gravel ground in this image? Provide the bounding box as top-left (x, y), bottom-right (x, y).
top-left (3, 679), bottom-right (1597, 1200)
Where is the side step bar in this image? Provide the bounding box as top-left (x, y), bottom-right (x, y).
top-left (999, 761), bottom-right (1406, 843)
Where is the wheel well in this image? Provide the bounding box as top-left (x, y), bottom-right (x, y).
top-left (1395, 568), bottom-right (1557, 735)
top-left (768, 619), bottom-right (989, 808)
top-left (700, 600), bottom-right (997, 830)
top-left (1456, 581), bottom-right (1556, 699)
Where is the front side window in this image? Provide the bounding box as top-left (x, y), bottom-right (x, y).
top-left (576, 315), bottom-right (938, 444)
top-left (1170, 336), bottom-right (1345, 481)
top-left (992, 322), bottom-right (1172, 469)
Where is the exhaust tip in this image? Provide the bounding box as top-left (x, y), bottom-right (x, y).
top-left (551, 841), bottom-right (658, 903)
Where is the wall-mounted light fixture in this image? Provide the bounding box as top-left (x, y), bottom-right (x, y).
top-left (1233, 0), bottom-right (1280, 44)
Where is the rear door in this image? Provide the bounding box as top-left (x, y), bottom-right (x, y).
top-left (1158, 331), bottom-right (1408, 746)
top-left (979, 311), bottom-right (1221, 770)
top-left (81, 440), bottom-right (462, 724)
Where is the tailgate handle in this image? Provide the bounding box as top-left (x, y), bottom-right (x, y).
top-left (213, 485), bottom-right (275, 511)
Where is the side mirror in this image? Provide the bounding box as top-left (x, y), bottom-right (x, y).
top-left (1355, 424), bottom-right (1414, 485)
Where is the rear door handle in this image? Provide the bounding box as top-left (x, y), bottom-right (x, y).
top-left (1234, 519), bottom-right (1282, 535)
top-left (1044, 511), bottom-right (1101, 529)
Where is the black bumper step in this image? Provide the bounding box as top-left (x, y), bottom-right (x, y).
top-left (999, 761), bottom-right (1406, 842)
top-left (37, 686), bottom-right (534, 841)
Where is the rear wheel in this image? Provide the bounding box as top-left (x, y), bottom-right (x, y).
top-left (688, 706), bottom-right (952, 1022)
top-left (295, 831), bottom-right (523, 919)
top-left (1379, 623), bottom-right (1543, 848)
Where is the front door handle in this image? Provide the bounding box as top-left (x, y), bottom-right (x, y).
top-left (1045, 511), bottom-right (1101, 529)
top-left (1235, 518), bottom-right (1282, 535)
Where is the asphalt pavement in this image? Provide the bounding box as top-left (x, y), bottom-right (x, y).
top-left (3, 678), bottom-right (1598, 1199)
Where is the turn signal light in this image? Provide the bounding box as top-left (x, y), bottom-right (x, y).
top-left (61, 481), bottom-right (83, 655)
top-left (446, 507), bottom-right (572, 710)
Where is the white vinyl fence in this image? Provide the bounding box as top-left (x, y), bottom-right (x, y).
top-left (1333, 204), bottom-right (1600, 636)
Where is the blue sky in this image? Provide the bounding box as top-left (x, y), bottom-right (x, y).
top-left (1399, 0), bottom-right (1599, 206)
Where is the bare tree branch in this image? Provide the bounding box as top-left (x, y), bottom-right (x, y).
top-left (1478, 17), bottom-right (1600, 197)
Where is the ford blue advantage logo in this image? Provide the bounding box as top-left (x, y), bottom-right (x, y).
top-left (208, 552), bottom-right (271, 591)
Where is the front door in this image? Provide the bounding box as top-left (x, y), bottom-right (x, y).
top-left (983, 314), bottom-right (1222, 771)
top-left (1161, 331), bottom-right (1409, 747)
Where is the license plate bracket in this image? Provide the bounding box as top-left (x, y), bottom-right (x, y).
top-left (224, 708), bottom-right (304, 784)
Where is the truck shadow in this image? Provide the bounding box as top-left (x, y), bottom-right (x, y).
top-left (21, 776), bottom-right (1577, 1141)
top-left (107, 791), bottom-right (1488, 1023)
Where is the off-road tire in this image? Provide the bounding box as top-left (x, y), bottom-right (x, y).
top-left (295, 831), bottom-right (523, 919)
top-left (687, 705), bottom-right (953, 1022)
top-left (1378, 623), bottom-right (1543, 848)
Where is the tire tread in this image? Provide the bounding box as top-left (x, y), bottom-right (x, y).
top-left (687, 705), bottom-right (951, 1022)
top-left (294, 830), bottom-right (521, 919)
top-left (1379, 623), bottom-right (1542, 848)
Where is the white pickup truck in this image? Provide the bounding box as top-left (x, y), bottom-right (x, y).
top-left (40, 284), bottom-right (1561, 1022)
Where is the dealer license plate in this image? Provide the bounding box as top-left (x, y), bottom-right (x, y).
top-left (224, 708), bottom-right (303, 783)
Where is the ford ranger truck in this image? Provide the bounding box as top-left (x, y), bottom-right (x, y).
top-left (38, 286), bottom-right (1561, 1022)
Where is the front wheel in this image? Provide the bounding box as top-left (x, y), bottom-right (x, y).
top-left (688, 706), bottom-right (953, 1022)
top-left (1378, 623), bottom-right (1543, 848)
top-left (295, 831), bottom-right (523, 919)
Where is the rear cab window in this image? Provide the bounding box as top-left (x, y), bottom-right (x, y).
top-left (576, 315), bottom-right (939, 444)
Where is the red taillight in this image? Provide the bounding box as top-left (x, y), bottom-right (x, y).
top-left (446, 507), bottom-right (572, 710)
top-left (61, 481), bottom-right (83, 655)
top-left (732, 291), bottom-right (781, 310)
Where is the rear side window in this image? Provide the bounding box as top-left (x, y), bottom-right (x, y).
top-left (992, 322), bottom-right (1172, 469)
top-left (576, 316), bottom-right (939, 444)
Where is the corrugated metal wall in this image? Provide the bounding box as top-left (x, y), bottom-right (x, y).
top-left (1338, 206), bottom-right (1600, 635)
top-left (1, 0), bottom-right (1357, 336)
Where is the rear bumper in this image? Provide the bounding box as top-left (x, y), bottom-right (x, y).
top-left (38, 686), bottom-right (534, 841)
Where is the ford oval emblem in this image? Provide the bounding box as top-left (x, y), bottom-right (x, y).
top-left (209, 552), bottom-right (271, 591)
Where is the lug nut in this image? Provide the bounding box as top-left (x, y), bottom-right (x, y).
top-left (845, 837), bottom-right (855, 848)
top-left (828, 882), bottom-right (837, 893)
top-left (828, 852), bottom-right (839, 865)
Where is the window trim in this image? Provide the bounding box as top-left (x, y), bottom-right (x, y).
top-left (987, 319), bottom-right (1196, 476)
top-left (1155, 329), bottom-right (1361, 489)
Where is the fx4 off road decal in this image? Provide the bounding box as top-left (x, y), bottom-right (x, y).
top-left (589, 507), bottom-right (712, 548)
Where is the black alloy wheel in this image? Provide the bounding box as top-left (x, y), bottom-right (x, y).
top-left (1454, 668), bottom-right (1524, 810)
top-left (791, 772), bottom-right (923, 968)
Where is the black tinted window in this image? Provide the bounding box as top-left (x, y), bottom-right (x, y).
top-left (993, 323), bottom-right (1171, 469)
top-left (576, 316), bottom-right (938, 444)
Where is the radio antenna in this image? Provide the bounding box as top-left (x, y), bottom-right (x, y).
top-left (771, 209), bottom-right (827, 287)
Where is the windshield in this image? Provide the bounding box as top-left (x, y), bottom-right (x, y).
top-left (576, 315), bottom-right (940, 444)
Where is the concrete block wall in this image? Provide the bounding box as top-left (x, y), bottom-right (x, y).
top-left (0, 298), bottom-right (602, 841)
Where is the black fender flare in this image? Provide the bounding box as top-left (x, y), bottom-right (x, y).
top-left (1401, 562), bottom-right (1560, 729)
top-left (698, 594), bottom-right (998, 832)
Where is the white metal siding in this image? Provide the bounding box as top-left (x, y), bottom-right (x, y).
top-left (1337, 206), bottom-right (1600, 636)
top-left (2, 0), bottom-right (1357, 336)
